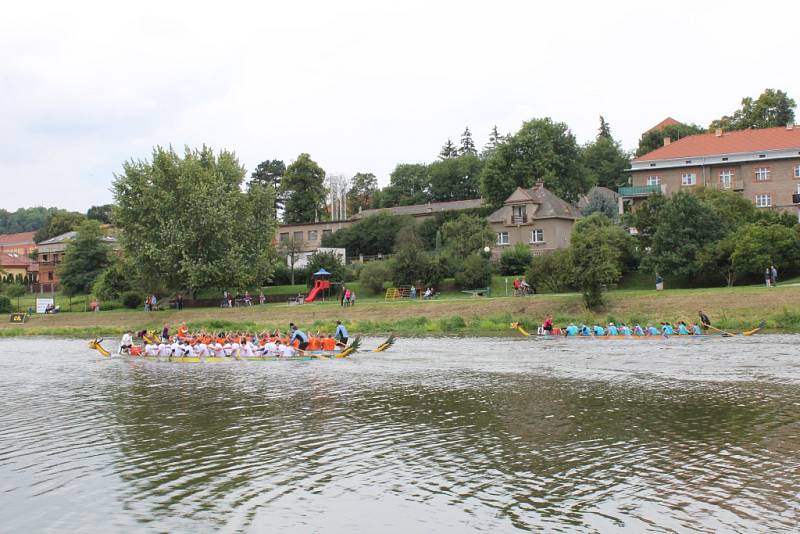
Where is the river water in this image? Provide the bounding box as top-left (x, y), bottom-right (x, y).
top-left (1, 335), bottom-right (799, 533)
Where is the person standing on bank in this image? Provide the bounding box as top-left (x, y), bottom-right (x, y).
top-left (771, 265), bottom-right (778, 286)
top-left (765, 268), bottom-right (772, 287)
top-left (340, 286), bottom-right (346, 307)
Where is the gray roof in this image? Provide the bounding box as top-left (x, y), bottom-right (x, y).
top-left (488, 185), bottom-right (580, 222)
top-left (354, 198), bottom-right (484, 219)
top-left (37, 230), bottom-right (117, 245)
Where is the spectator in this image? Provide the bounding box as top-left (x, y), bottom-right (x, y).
top-left (258, 291), bottom-right (266, 305)
top-left (771, 265), bottom-right (778, 286)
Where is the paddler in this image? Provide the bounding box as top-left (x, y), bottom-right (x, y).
top-left (334, 321), bottom-right (349, 345)
top-left (289, 325), bottom-right (310, 351)
top-left (592, 324), bottom-right (606, 337)
top-left (119, 330), bottom-right (133, 354)
top-left (542, 315), bottom-right (554, 335)
top-left (620, 323), bottom-right (632, 336)
top-left (661, 322), bottom-right (675, 336)
top-left (565, 323), bottom-right (579, 336)
top-left (321, 334), bottom-right (337, 351)
top-left (698, 310), bottom-right (711, 334)
top-left (607, 322), bottom-right (619, 336)
top-left (677, 321), bottom-right (690, 335)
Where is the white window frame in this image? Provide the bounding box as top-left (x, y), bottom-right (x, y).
top-left (496, 232), bottom-right (509, 246)
top-left (794, 164), bottom-right (800, 178)
top-left (681, 173), bottom-right (696, 186)
top-left (755, 167), bottom-right (770, 181)
top-left (530, 229), bottom-right (544, 244)
top-left (719, 169), bottom-right (734, 188)
top-left (647, 175), bottom-right (661, 186)
top-left (755, 194), bottom-right (772, 208)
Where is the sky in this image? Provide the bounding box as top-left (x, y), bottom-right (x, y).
top-left (2, 0), bottom-right (798, 212)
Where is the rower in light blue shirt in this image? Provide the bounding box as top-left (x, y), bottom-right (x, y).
top-left (692, 323), bottom-right (703, 335)
top-left (633, 324), bottom-right (644, 336)
top-left (662, 323), bottom-right (675, 336)
top-left (677, 322), bottom-right (690, 335)
top-left (565, 323), bottom-right (579, 336)
top-left (334, 321), bottom-right (349, 343)
top-left (593, 325), bottom-right (606, 336)
top-left (620, 324), bottom-right (632, 336)
top-left (647, 325), bottom-right (660, 336)
top-left (580, 324), bottom-right (591, 336)
top-left (607, 323), bottom-right (619, 336)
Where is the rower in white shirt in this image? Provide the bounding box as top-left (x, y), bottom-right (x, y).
top-left (263, 340), bottom-right (278, 356)
top-left (145, 343), bottom-right (158, 356)
top-left (195, 342), bottom-right (209, 357)
top-left (157, 343), bottom-right (170, 357)
top-left (171, 340), bottom-right (183, 356)
top-left (213, 342), bottom-right (225, 357)
top-left (279, 342), bottom-right (296, 358)
top-left (243, 340), bottom-right (255, 357)
top-left (119, 331), bottom-right (133, 354)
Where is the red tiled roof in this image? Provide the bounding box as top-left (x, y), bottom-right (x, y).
top-left (0, 252), bottom-right (34, 267)
top-left (635, 126), bottom-right (800, 162)
top-left (0, 231), bottom-right (36, 246)
top-left (644, 117), bottom-right (682, 135)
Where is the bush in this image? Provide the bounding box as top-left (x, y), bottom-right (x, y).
top-left (122, 291), bottom-right (143, 309)
top-left (499, 243), bottom-right (533, 275)
top-left (93, 260), bottom-right (134, 301)
top-left (271, 262), bottom-right (308, 286)
top-left (526, 249), bottom-right (574, 293)
top-left (454, 254), bottom-right (492, 289)
top-left (359, 261), bottom-right (391, 295)
top-left (0, 296), bottom-right (11, 313)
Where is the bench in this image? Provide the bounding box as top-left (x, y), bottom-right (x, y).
top-left (461, 288), bottom-right (491, 297)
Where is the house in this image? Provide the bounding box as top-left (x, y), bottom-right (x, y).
top-left (622, 124), bottom-right (800, 217)
top-left (488, 184), bottom-right (580, 258)
top-left (0, 252), bottom-right (38, 283)
top-left (0, 231), bottom-right (37, 256)
top-left (642, 117), bottom-right (683, 137)
top-left (36, 229), bottom-right (119, 291)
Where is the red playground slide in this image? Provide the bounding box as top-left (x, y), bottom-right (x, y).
top-left (304, 279), bottom-right (331, 303)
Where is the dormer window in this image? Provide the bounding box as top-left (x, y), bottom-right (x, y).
top-left (512, 205), bottom-right (527, 224)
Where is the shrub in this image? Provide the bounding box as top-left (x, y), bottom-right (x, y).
top-left (0, 296), bottom-right (11, 313)
top-left (359, 261), bottom-right (391, 295)
top-left (499, 243), bottom-right (533, 275)
top-left (454, 253), bottom-right (492, 289)
top-left (526, 249), bottom-right (574, 293)
top-left (122, 291), bottom-right (143, 309)
top-left (93, 260), bottom-right (134, 301)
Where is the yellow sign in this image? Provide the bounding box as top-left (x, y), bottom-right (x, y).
top-left (9, 312), bottom-right (27, 324)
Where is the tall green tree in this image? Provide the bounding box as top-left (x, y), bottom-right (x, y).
top-left (570, 213), bottom-right (630, 308)
top-left (347, 172), bottom-right (378, 215)
top-left (480, 117), bottom-right (588, 205)
top-left (598, 115), bottom-right (612, 139)
top-left (249, 159), bottom-right (286, 212)
top-left (86, 204), bottom-right (114, 224)
top-left (380, 163), bottom-right (430, 207)
top-left (439, 139), bottom-right (457, 159)
top-left (459, 126), bottom-right (477, 156)
top-left (636, 123), bottom-right (705, 157)
top-left (730, 223), bottom-right (800, 279)
top-left (582, 126), bottom-right (630, 188)
top-left (482, 125), bottom-right (505, 157)
top-left (0, 207), bottom-right (60, 234)
top-left (427, 154), bottom-right (483, 202)
top-left (280, 153), bottom-right (327, 224)
top-left (321, 212), bottom-right (414, 256)
top-left (34, 210), bottom-right (86, 243)
top-left (440, 214), bottom-right (494, 259)
top-left (57, 220), bottom-right (111, 296)
top-left (112, 145), bottom-right (277, 296)
top-left (709, 89), bottom-right (796, 131)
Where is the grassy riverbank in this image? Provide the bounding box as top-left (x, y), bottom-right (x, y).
top-left (2, 283), bottom-right (800, 338)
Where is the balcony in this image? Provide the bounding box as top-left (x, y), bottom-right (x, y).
top-left (511, 214), bottom-right (528, 224)
top-left (618, 185), bottom-right (662, 197)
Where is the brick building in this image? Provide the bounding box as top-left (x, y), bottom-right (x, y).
top-left (621, 125), bottom-right (800, 218)
top-left (0, 231), bottom-right (37, 256)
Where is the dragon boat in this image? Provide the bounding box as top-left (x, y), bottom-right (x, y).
top-left (510, 322), bottom-right (764, 339)
top-left (89, 335), bottom-right (396, 363)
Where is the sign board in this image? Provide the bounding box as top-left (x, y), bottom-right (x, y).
top-left (36, 298), bottom-right (54, 314)
top-left (9, 312), bottom-right (26, 324)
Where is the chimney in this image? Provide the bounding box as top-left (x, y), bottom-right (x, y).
top-left (663, 136), bottom-right (671, 146)
top-left (715, 128), bottom-right (723, 137)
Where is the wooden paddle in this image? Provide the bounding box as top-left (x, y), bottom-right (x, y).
top-left (702, 323), bottom-right (734, 337)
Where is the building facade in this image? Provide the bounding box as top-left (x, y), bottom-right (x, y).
top-left (36, 229), bottom-right (118, 291)
top-left (622, 125), bottom-right (800, 217)
top-left (0, 231), bottom-right (37, 256)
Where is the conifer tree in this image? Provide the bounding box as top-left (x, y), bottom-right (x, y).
top-left (439, 139), bottom-right (457, 159)
top-left (598, 116), bottom-right (612, 139)
top-left (459, 127), bottom-right (477, 156)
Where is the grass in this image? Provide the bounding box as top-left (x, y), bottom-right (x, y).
top-left (3, 281), bottom-right (799, 338)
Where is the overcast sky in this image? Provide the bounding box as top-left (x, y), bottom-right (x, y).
top-left (2, 0), bottom-right (798, 212)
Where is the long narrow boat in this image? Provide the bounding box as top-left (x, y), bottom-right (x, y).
top-left (89, 334), bottom-right (395, 363)
top-left (510, 322), bottom-right (764, 339)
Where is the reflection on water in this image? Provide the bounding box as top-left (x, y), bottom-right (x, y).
top-left (0, 336), bottom-right (799, 533)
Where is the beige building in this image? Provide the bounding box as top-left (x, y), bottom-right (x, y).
top-left (488, 184), bottom-right (580, 258)
top-left (622, 125), bottom-right (800, 218)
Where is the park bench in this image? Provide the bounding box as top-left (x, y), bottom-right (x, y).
top-left (461, 287), bottom-right (491, 297)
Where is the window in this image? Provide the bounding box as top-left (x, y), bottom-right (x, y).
top-left (794, 164), bottom-right (800, 178)
top-left (755, 167), bottom-right (770, 181)
top-left (681, 173), bottom-right (696, 186)
top-left (496, 232), bottom-right (509, 245)
top-left (47, 271), bottom-right (53, 281)
top-left (308, 230), bottom-right (318, 241)
top-left (279, 233), bottom-right (289, 242)
top-left (719, 169), bottom-right (734, 188)
top-left (530, 229), bottom-right (544, 243)
top-left (293, 231), bottom-right (303, 242)
top-left (512, 205), bottom-right (527, 223)
top-left (755, 194), bottom-right (772, 208)
top-left (647, 175), bottom-right (661, 186)
top-left (322, 229), bottom-right (332, 239)
top-left (42, 254), bottom-right (48, 262)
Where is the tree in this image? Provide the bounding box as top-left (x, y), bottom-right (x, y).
top-left (582, 117), bottom-right (630, 188)
top-left (439, 139), bottom-right (458, 159)
top-left (249, 159), bottom-right (286, 212)
top-left (482, 125), bottom-right (506, 157)
top-left (459, 126), bottom-right (477, 156)
top-left (480, 117), bottom-right (589, 206)
top-left (644, 192), bottom-right (724, 279)
top-left (694, 188), bottom-right (756, 234)
top-left (57, 220), bottom-right (111, 296)
top-left (623, 193), bottom-right (667, 250)
top-left (0, 207), bottom-right (60, 234)
top-left (636, 123), bottom-right (705, 157)
top-left (280, 236), bottom-right (304, 285)
top-left (321, 212), bottom-right (414, 257)
top-left (709, 89), bottom-right (796, 131)
top-left (380, 163), bottom-right (430, 207)
top-left (112, 145), bottom-right (277, 296)
top-left (390, 225), bottom-right (431, 286)
top-left (696, 236), bottom-right (738, 287)
top-left (526, 249), bottom-right (573, 293)
top-left (570, 213), bottom-right (630, 308)
top-left (581, 188), bottom-right (620, 221)
top-left (427, 154), bottom-right (483, 202)
top-left (305, 250), bottom-right (346, 286)
top-left (34, 210), bottom-right (86, 243)
top-left (440, 214), bottom-right (494, 259)
top-left (730, 223), bottom-right (800, 279)
top-left (347, 172), bottom-right (378, 215)
top-left (454, 253), bottom-right (492, 289)
top-left (499, 243), bottom-right (533, 275)
top-left (86, 204), bottom-right (114, 224)
top-left (598, 115), bottom-right (612, 139)
top-left (92, 257), bottom-right (133, 300)
top-left (281, 153), bottom-right (327, 224)
top-left (359, 261), bottom-right (391, 295)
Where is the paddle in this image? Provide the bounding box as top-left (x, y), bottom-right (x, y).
top-left (702, 322), bottom-right (734, 337)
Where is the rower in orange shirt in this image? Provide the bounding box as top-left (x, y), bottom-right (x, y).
top-left (321, 335), bottom-right (336, 352)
